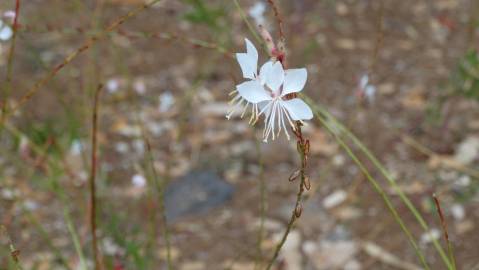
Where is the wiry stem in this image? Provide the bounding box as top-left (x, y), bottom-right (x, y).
top-left (142, 132), bottom-right (173, 270)
top-left (254, 139), bottom-right (266, 269)
top-left (266, 0), bottom-right (284, 40)
top-left (2, 0), bottom-right (164, 124)
top-left (89, 84), bottom-right (103, 270)
top-left (265, 123), bottom-right (309, 270)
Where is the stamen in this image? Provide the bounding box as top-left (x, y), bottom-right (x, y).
top-left (279, 104), bottom-right (290, 140)
top-left (240, 102), bottom-right (249, 118)
top-left (281, 105), bottom-right (295, 128)
top-left (226, 97), bottom-right (244, 119)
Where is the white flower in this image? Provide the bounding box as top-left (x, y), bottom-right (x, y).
top-left (249, 2), bottom-right (267, 27)
top-left (159, 91), bottom-right (175, 112)
top-left (252, 61), bottom-right (313, 142)
top-left (3, 11), bottom-right (16, 20)
top-left (0, 19), bottom-right (13, 41)
top-left (358, 74), bottom-right (376, 102)
top-left (226, 38), bottom-right (262, 122)
top-left (228, 38), bottom-right (313, 142)
top-left (106, 78), bottom-right (120, 93)
top-left (131, 174), bottom-right (146, 188)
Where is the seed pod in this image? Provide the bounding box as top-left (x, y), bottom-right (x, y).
top-left (289, 169), bottom-right (301, 182)
top-left (304, 140), bottom-right (310, 155)
top-left (303, 176), bottom-right (311, 190)
top-left (296, 141), bottom-right (302, 153)
top-left (294, 203), bottom-right (303, 218)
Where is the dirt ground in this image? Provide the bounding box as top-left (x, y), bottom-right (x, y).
top-left (1, 0), bottom-right (479, 269)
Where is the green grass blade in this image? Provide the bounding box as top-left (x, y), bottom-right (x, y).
top-left (302, 94), bottom-right (454, 269)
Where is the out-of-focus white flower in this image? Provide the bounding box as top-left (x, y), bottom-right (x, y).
top-left (159, 91), bottom-right (175, 112)
top-left (106, 78), bottom-right (120, 93)
top-left (70, 140), bottom-right (83, 156)
top-left (249, 1), bottom-right (267, 27)
top-left (3, 11), bottom-right (16, 20)
top-left (131, 174), bottom-right (146, 188)
top-left (133, 79), bottom-right (146, 94)
top-left (227, 38), bottom-right (313, 142)
top-left (0, 19), bottom-right (13, 41)
top-left (357, 74), bottom-right (376, 102)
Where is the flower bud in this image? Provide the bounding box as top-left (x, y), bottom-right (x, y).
top-left (303, 176), bottom-right (311, 190)
top-left (289, 169), bottom-right (300, 182)
top-left (296, 141), bottom-right (302, 153)
top-left (294, 203), bottom-right (302, 218)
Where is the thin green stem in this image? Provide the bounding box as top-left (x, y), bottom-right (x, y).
top-left (89, 84), bottom-right (103, 270)
top-left (310, 112), bottom-right (430, 268)
top-left (232, 0), bottom-right (264, 48)
top-left (254, 139), bottom-right (266, 269)
top-left (303, 94), bottom-right (454, 269)
top-left (141, 131), bottom-right (173, 270)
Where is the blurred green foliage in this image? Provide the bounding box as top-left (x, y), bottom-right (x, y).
top-left (452, 49), bottom-right (479, 100)
top-left (182, 0), bottom-right (225, 29)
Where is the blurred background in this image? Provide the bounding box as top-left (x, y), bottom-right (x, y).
top-left (0, 0), bottom-right (479, 269)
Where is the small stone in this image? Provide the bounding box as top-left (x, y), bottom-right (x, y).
top-left (164, 171), bottom-right (234, 222)
top-left (323, 190), bottom-right (347, 209)
top-left (454, 136), bottom-right (479, 165)
top-left (420, 228), bottom-right (441, 244)
top-left (450, 204), bottom-right (465, 221)
top-left (131, 174), bottom-right (147, 188)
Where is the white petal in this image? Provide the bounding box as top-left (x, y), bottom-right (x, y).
top-left (237, 80), bottom-right (272, 103)
top-left (245, 38), bottom-right (258, 63)
top-left (359, 74), bottom-right (369, 89)
top-left (282, 68), bottom-right (307, 96)
top-left (0, 25), bottom-right (13, 41)
top-left (265, 61), bottom-right (284, 93)
top-left (235, 39), bottom-right (258, 79)
top-left (259, 61), bottom-right (273, 85)
top-left (236, 53), bottom-right (256, 80)
top-left (282, 98), bottom-right (313, 120)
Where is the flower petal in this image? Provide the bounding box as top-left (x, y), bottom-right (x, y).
top-left (0, 25), bottom-right (13, 41)
top-left (237, 80), bottom-right (272, 103)
top-left (245, 38), bottom-right (258, 63)
top-left (259, 61), bottom-right (273, 85)
top-left (236, 53), bottom-right (256, 79)
top-left (281, 98), bottom-right (313, 120)
top-left (282, 68), bottom-right (307, 96)
top-left (235, 38), bottom-right (258, 79)
top-left (265, 61), bottom-right (284, 93)
top-left (359, 74), bottom-right (369, 89)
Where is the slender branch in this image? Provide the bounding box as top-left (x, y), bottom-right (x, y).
top-left (254, 139), bottom-right (266, 269)
top-left (141, 130), bottom-right (173, 270)
top-left (2, 0), bottom-right (163, 123)
top-left (266, 0), bottom-right (284, 40)
top-left (89, 84), bottom-right (103, 270)
top-left (265, 124), bottom-right (309, 270)
top-left (2, 0), bottom-right (21, 118)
